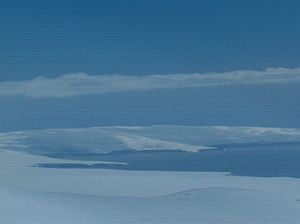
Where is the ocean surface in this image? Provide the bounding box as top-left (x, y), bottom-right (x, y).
top-left (36, 142), bottom-right (300, 178)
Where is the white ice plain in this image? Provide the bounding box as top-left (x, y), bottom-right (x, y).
top-left (1, 149), bottom-right (300, 223)
top-left (1, 126), bottom-right (300, 223)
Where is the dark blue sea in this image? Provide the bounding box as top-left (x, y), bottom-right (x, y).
top-left (34, 142), bottom-right (300, 178)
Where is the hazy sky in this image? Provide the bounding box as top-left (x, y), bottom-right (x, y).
top-left (0, 0), bottom-right (299, 131)
top-left (1, 0), bottom-right (300, 80)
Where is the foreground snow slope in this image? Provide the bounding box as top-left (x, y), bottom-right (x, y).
top-left (1, 187), bottom-right (300, 224)
top-left (1, 126), bottom-right (300, 223)
top-left (1, 149), bottom-right (300, 223)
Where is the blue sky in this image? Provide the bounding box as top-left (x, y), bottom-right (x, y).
top-left (0, 0), bottom-right (300, 131)
top-left (1, 0), bottom-right (300, 79)
top-left (1, 83), bottom-right (300, 131)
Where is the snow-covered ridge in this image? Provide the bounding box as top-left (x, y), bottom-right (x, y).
top-left (1, 187), bottom-right (300, 223)
top-left (1, 125), bottom-right (300, 155)
top-left (1, 148), bottom-right (300, 223)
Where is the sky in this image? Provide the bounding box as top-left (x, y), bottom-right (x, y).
top-left (1, 0), bottom-right (300, 79)
top-left (0, 0), bottom-right (300, 131)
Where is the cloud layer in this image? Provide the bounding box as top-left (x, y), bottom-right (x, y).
top-left (1, 67), bottom-right (300, 98)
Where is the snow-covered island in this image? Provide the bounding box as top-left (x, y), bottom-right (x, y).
top-left (1, 126), bottom-right (300, 223)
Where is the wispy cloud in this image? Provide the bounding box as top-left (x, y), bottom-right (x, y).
top-left (1, 67), bottom-right (300, 98)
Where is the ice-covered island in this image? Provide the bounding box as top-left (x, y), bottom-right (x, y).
top-left (1, 125), bottom-right (300, 223)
